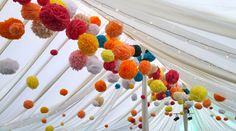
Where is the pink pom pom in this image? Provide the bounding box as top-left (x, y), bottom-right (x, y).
top-left (66, 19), bottom-right (87, 40)
top-left (103, 61), bottom-right (116, 71)
top-left (50, 49), bottom-right (58, 56)
top-left (37, 0), bottom-right (49, 6)
top-left (86, 24), bottom-right (99, 35)
top-left (14, 0), bottom-right (31, 5)
top-left (69, 50), bottom-right (87, 71)
top-left (39, 4), bottom-right (70, 31)
top-left (165, 70), bottom-right (179, 84)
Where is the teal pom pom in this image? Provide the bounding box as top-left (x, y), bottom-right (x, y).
top-left (97, 35), bottom-right (107, 48)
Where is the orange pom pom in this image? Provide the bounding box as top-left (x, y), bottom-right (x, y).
top-left (21, 3), bottom-right (41, 20)
top-left (112, 44), bottom-right (132, 60)
top-left (138, 116), bottom-right (142, 122)
top-left (95, 80), bottom-right (107, 92)
top-left (104, 124), bottom-right (109, 128)
top-left (41, 118), bottom-right (47, 124)
top-left (77, 110), bottom-right (85, 119)
top-left (0, 18), bottom-right (25, 39)
top-left (194, 103), bottom-right (202, 110)
top-left (118, 60), bottom-right (138, 80)
top-left (139, 60), bottom-right (152, 75)
top-left (214, 93), bottom-right (225, 102)
top-left (127, 45), bottom-right (135, 56)
top-left (165, 112), bottom-right (169, 116)
top-left (104, 39), bottom-right (122, 50)
top-left (131, 109), bottom-right (137, 116)
top-left (90, 16), bottom-right (101, 27)
top-left (105, 20), bottom-right (123, 38)
top-left (60, 88), bottom-right (68, 96)
top-left (150, 112), bottom-right (156, 117)
top-left (203, 98), bottom-right (211, 108)
top-left (23, 100), bottom-right (34, 109)
top-left (224, 117), bottom-right (228, 121)
top-left (40, 106), bottom-right (49, 113)
top-left (215, 116), bottom-right (221, 121)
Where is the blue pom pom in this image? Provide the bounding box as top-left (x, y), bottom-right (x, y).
top-left (115, 83), bottom-right (121, 89)
top-left (184, 89), bottom-right (190, 94)
top-left (165, 91), bottom-right (170, 97)
top-left (134, 71), bottom-right (143, 82)
top-left (96, 35), bottom-right (107, 48)
top-left (143, 50), bottom-right (155, 62)
top-left (137, 55), bottom-right (142, 62)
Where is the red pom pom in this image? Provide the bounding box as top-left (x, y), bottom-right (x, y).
top-left (60, 88), bottom-right (68, 96)
top-left (165, 70), bottom-right (179, 84)
top-left (14, 0), bottom-right (31, 5)
top-left (37, 0), bottom-right (49, 6)
top-left (66, 19), bottom-right (87, 40)
top-left (156, 92), bottom-right (165, 100)
top-left (149, 68), bottom-right (161, 80)
top-left (103, 61), bottom-right (116, 71)
top-left (50, 49), bottom-right (58, 56)
top-left (170, 101), bottom-right (175, 105)
top-left (148, 102), bottom-right (150, 107)
top-left (40, 4), bottom-right (70, 31)
top-left (138, 123), bottom-right (142, 129)
top-left (141, 95), bottom-right (145, 99)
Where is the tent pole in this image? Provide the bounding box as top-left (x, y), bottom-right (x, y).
top-left (183, 105), bottom-right (188, 131)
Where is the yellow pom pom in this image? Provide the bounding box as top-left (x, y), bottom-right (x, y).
top-left (50, 0), bottom-right (65, 7)
top-left (165, 106), bottom-right (172, 112)
top-left (148, 80), bottom-right (167, 93)
top-left (129, 84), bottom-right (134, 89)
top-left (40, 107), bottom-right (49, 114)
top-left (147, 79), bottom-right (153, 86)
top-left (78, 34), bottom-right (99, 56)
top-left (45, 125), bottom-right (54, 131)
top-left (26, 75), bottom-right (39, 89)
top-left (189, 86), bottom-right (208, 102)
top-left (151, 95), bottom-right (156, 101)
top-left (60, 122), bottom-right (64, 126)
top-left (101, 49), bottom-right (114, 62)
top-left (179, 112), bottom-right (184, 115)
top-left (178, 99), bottom-right (184, 105)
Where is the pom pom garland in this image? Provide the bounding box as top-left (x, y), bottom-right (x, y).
top-left (26, 75), bottom-right (39, 89)
top-left (66, 19), bottom-right (87, 40)
top-left (78, 34), bottom-right (99, 56)
top-left (0, 58), bottom-right (19, 75)
top-left (139, 60), bottom-right (152, 75)
top-left (90, 16), bottom-right (101, 27)
top-left (97, 35), bottom-right (107, 48)
top-left (31, 20), bottom-right (53, 38)
top-left (101, 50), bottom-right (115, 62)
top-left (189, 86), bottom-right (208, 102)
top-left (21, 3), bottom-right (41, 20)
top-left (118, 60), bottom-right (138, 80)
top-left (95, 80), bottom-right (107, 92)
top-left (23, 100), bottom-right (34, 109)
top-left (69, 50), bottom-right (87, 71)
top-left (105, 20), bottom-right (123, 38)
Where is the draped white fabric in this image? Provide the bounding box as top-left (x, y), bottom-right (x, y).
top-left (0, 0), bottom-right (236, 131)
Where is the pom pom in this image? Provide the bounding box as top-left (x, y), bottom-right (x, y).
top-left (133, 45), bottom-right (142, 57)
top-left (185, 101), bottom-right (193, 108)
top-left (37, 0), bottom-right (49, 6)
top-left (115, 83), bottom-right (120, 89)
top-left (49, 0), bottom-right (65, 6)
top-left (189, 86), bottom-right (208, 102)
top-left (118, 60), bottom-right (138, 80)
top-left (62, 0), bottom-right (78, 18)
top-left (165, 106), bottom-right (172, 112)
top-left (92, 96), bottom-right (104, 107)
top-left (89, 116), bottom-right (95, 120)
top-left (173, 92), bottom-right (184, 101)
top-left (95, 80), bottom-right (107, 92)
top-left (73, 13), bottom-right (90, 26)
top-left (223, 117), bottom-right (228, 121)
top-left (156, 92), bottom-right (166, 100)
top-left (104, 39), bottom-right (120, 50)
top-left (14, 0), bottom-right (31, 5)
top-left (86, 24), bottom-right (99, 35)
top-left (165, 70), bottom-right (179, 84)
top-left (40, 106), bottom-right (49, 113)
top-left (215, 116), bottom-right (221, 121)
top-left (97, 35), bottom-right (107, 48)
top-left (50, 49), bottom-right (58, 56)
top-left (148, 80), bottom-right (167, 93)
top-left (154, 101), bottom-right (160, 106)
top-left (194, 103), bottom-right (202, 110)
top-left (143, 50), bottom-right (155, 62)
top-left (77, 110), bottom-right (85, 119)
top-left (0, 58), bottom-right (19, 75)
top-left (23, 100), bottom-right (34, 109)
top-left (66, 19), bottom-right (87, 40)
top-left (90, 16), bottom-right (101, 27)
top-left (122, 79), bottom-right (135, 90)
top-left (203, 98), bottom-right (211, 108)
top-left (104, 124), bottom-right (109, 128)
top-left (214, 93), bottom-right (225, 102)
top-left (112, 44), bottom-right (132, 60)
top-left (103, 61), bottom-right (116, 71)
top-left (131, 93), bottom-right (137, 101)
top-left (26, 75), bottom-right (39, 89)
top-left (69, 50), bottom-right (87, 71)
top-left (105, 20), bottom-right (123, 38)
top-left (78, 34), bottom-right (99, 56)
top-left (86, 56), bottom-right (103, 74)
top-left (59, 88), bottom-right (68, 96)
top-left (107, 72), bottom-right (119, 83)
top-left (0, 18), bottom-right (25, 40)
top-left (138, 117), bottom-right (142, 122)
top-left (139, 60), bottom-right (152, 75)
top-left (134, 71), bottom-right (143, 82)
top-left (39, 4), bottom-right (70, 31)
top-left (141, 95), bottom-right (146, 99)
top-left (101, 49), bottom-right (114, 62)
top-left (131, 109), bottom-right (137, 116)
top-left (31, 20), bottom-right (53, 38)
top-left (41, 118), bottom-right (47, 124)
top-left (45, 125), bottom-right (54, 131)
top-left (21, 3), bottom-right (41, 20)
top-left (138, 123), bottom-right (142, 129)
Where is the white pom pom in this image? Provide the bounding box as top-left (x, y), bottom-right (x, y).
top-left (86, 24), bottom-right (100, 35)
top-left (122, 79), bottom-right (135, 90)
top-left (86, 56), bottom-right (103, 74)
top-left (107, 72), bottom-right (119, 83)
top-left (0, 58), bottom-right (19, 75)
top-left (131, 94), bottom-right (137, 101)
top-left (62, 0), bottom-right (78, 18)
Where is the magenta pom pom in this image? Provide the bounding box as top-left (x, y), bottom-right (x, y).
top-left (37, 0), bottom-right (49, 6)
top-left (165, 69), bottom-right (179, 84)
top-left (103, 61), bottom-right (116, 71)
top-left (66, 19), bottom-right (87, 40)
top-left (39, 4), bottom-right (70, 31)
top-left (50, 49), bottom-right (58, 56)
top-left (69, 50), bottom-right (87, 71)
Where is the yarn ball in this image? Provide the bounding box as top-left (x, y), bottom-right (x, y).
top-left (40, 106), bottom-right (49, 113)
top-left (215, 116), bottom-right (221, 121)
top-left (26, 75), bottom-right (39, 89)
top-left (101, 49), bottom-right (115, 62)
top-left (0, 18), bottom-right (25, 40)
top-left (143, 50), bottom-right (155, 62)
top-left (165, 106), bottom-right (172, 112)
top-left (86, 24), bottom-right (99, 35)
top-left (23, 100), bottom-right (34, 109)
top-left (131, 93), bottom-right (137, 101)
top-left (214, 93), bottom-right (225, 102)
top-left (173, 92), bottom-right (184, 101)
top-left (37, 0), bottom-right (49, 6)
top-left (14, 0), bottom-right (31, 5)
top-left (122, 79), bottom-right (135, 90)
top-left (97, 35), bottom-right (107, 48)
top-left (133, 45), bottom-right (142, 57)
top-left (189, 86), bottom-right (208, 102)
top-left (118, 60), bottom-right (138, 80)
top-left (148, 80), bottom-right (167, 93)
top-left (139, 60), bottom-right (152, 75)
top-left (115, 83), bottom-right (120, 89)
top-left (31, 20), bottom-right (53, 39)
top-left (39, 4), bottom-right (70, 31)
top-left (203, 98), bottom-right (211, 108)
top-left (50, 49), bottom-right (58, 56)
top-left (131, 110), bottom-right (137, 116)
top-left (77, 110), bottom-right (85, 119)
top-left (45, 125), bottom-right (54, 131)
top-left (90, 16), bottom-right (101, 27)
top-left (95, 80), bottom-right (107, 92)
top-left (49, 0), bottom-right (65, 6)
top-left (105, 20), bottom-right (123, 38)
top-left (165, 70), bottom-right (179, 84)
top-left (218, 109), bottom-right (225, 114)
top-left (66, 19), bottom-right (87, 40)
top-left (78, 34), bottom-right (99, 56)
top-left (194, 103), bottom-right (203, 110)
top-left (73, 13), bottom-right (90, 26)
top-left (60, 88), bottom-right (68, 96)
top-left (89, 116), bottom-right (95, 120)
top-left (92, 96), bottom-right (104, 107)
top-left (86, 56), bottom-right (103, 74)
top-left (112, 44), bottom-right (132, 60)
top-left (0, 58), bottom-right (19, 75)
top-left (41, 118), bottom-right (47, 124)
top-left (69, 50), bottom-right (87, 71)
top-left (103, 61), bottom-right (116, 71)
top-left (107, 72), bottom-right (119, 83)
top-left (21, 3), bottom-right (41, 20)
top-left (134, 71), bottom-right (143, 82)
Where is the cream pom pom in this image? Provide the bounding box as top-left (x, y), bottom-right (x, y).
top-left (0, 58), bottom-right (19, 75)
top-left (31, 20), bottom-right (53, 39)
top-left (92, 96), bottom-right (104, 107)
